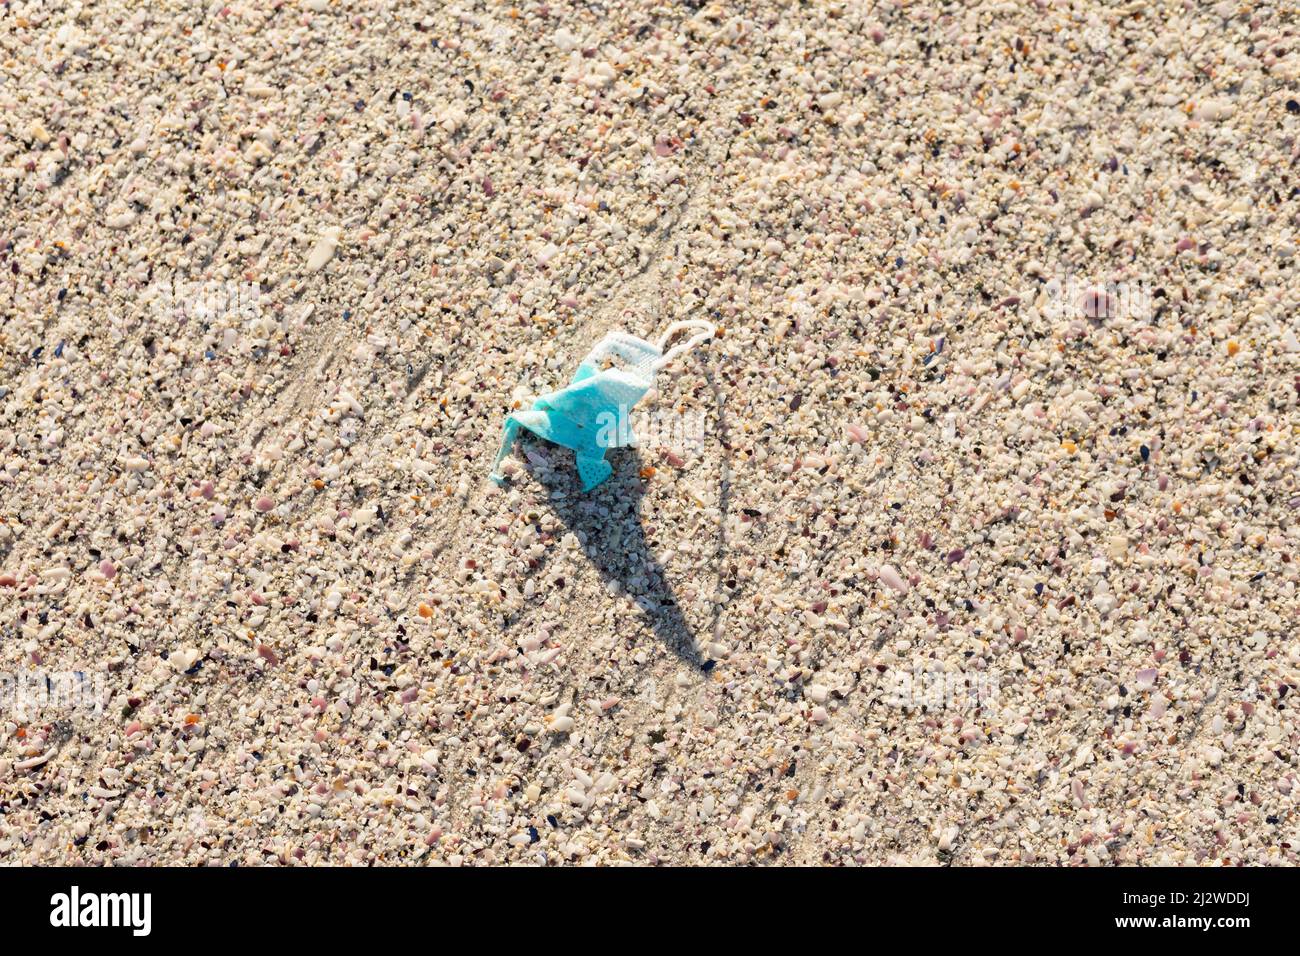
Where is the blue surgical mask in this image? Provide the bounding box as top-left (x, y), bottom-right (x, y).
top-left (491, 320), bottom-right (714, 491)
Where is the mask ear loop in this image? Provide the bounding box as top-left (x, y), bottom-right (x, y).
top-left (651, 320), bottom-right (715, 371)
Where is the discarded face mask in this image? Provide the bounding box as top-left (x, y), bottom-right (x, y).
top-left (490, 319), bottom-right (715, 491)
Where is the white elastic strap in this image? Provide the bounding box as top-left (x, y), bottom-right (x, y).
top-left (651, 320), bottom-right (715, 371)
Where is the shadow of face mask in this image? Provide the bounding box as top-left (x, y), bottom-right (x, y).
top-left (490, 320), bottom-right (714, 491)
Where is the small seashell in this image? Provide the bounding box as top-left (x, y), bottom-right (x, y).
top-left (878, 564), bottom-right (909, 595)
top-left (306, 227), bottom-right (342, 271)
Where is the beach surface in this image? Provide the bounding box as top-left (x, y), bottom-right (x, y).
top-left (1, 1), bottom-right (1298, 864)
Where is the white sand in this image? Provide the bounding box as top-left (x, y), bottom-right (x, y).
top-left (1, 1), bottom-right (1297, 865)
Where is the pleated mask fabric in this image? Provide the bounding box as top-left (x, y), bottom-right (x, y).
top-left (490, 320), bottom-right (714, 491)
